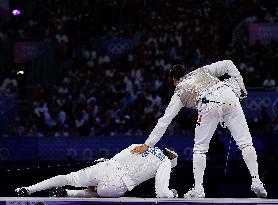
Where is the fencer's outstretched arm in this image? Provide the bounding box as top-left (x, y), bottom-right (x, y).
top-left (155, 159), bottom-right (175, 198)
top-left (145, 93), bottom-right (183, 147)
top-left (203, 60), bottom-right (247, 95)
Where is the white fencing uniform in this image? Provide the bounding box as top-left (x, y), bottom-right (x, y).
top-left (144, 60), bottom-right (251, 152)
top-left (110, 144), bottom-right (176, 198)
top-left (143, 60), bottom-right (263, 194)
top-left (24, 144), bottom-right (176, 198)
top-left (194, 82), bottom-right (252, 152)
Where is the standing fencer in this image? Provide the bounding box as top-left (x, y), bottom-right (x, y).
top-left (131, 60), bottom-right (267, 198)
top-left (16, 144), bottom-right (178, 198)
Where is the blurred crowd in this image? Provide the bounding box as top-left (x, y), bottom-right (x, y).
top-left (0, 0), bottom-right (277, 136)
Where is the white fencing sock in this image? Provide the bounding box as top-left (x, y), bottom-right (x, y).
top-left (67, 189), bottom-right (98, 197)
top-left (26, 175), bottom-right (68, 194)
top-left (193, 153), bottom-right (206, 189)
top-left (242, 146), bottom-right (259, 180)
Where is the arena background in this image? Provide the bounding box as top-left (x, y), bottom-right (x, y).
top-left (0, 0), bottom-right (277, 199)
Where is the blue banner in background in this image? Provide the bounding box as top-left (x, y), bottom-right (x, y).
top-left (99, 37), bottom-right (137, 59)
top-left (0, 134), bottom-right (272, 161)
top-left (0, 91), bottom-right (276, 161)
top-left (241, 90), bottom-right (277, 120)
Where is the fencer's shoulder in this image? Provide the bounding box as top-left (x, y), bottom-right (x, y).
top-left (211, 59), bottom-right (234, 66)
top-left (204, 60), bottom-right (234, 67)
top-left (174, 76), bottom-right (189, 96)
top-left (177, 67), bottom-right (203, 82)
top-left (216, 59), bottom-right (233, 63)
top-left (190, 67), bottom-right (205, 75)
top-left (213, 59), bottom-right (234, 64)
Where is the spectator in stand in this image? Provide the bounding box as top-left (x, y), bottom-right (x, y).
top-left (0, 74), bottom-right (18, 96)
top-left (262, 72), bottom-right (276, 87)
top-left (1, 0), bottom-right (277, 137)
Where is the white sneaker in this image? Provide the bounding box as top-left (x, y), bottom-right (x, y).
top-left (15, 187), bottom-right (30, 196)
top-left (184, 186), bottom-right (205, 198)
top-left (251, 179), bottom-right (267, 198)
top-left (171, 189), bottom-right (178, 198)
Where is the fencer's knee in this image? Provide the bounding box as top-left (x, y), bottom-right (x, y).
top-left (239, 143), bottom-right (254, 151)
top-left (97, 184), bottom-right (125, 198)
top-left (241, 145), bottom-right (257, 155)
top-left (97, 187), bottom-right (124, 198)
top-left (193, 143), bottom-right (209, 154)
top-left (97, 186), bottom-right (110, 197)
top-left (193, 150), bottom-right (207, 154)
top-left (193, 152), bottom-right (206, 162)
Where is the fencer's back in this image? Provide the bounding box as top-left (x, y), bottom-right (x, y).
top-left (111, 144), bottom-right (166, 186)
top-left (175, 67), bottom-right (220, 109)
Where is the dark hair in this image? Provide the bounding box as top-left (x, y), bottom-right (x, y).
top-left (163, 148), bottom-right (177, 160)
top-left (169, 64), bottom-right (188, 80)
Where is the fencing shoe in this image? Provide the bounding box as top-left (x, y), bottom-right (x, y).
top-left (15, 188), bottom-right (29, 197)
top-left (184, 186), bottom-right (205, 198)
top-left (171, 189), bottom-right (178, 198)
top-left (251, 179), bottom-right (267, 198)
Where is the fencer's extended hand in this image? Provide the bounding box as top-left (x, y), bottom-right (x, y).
top-left (131, 144), bottom-right (149, 154)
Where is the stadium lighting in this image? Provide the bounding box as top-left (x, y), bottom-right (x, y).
top-left (12, 9), bottom-right (21, 16)
top-left (17, 70), bottom-right (24, 75)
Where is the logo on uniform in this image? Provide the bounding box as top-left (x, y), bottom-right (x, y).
top-left (141, 148), bottom-right (165, 161)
